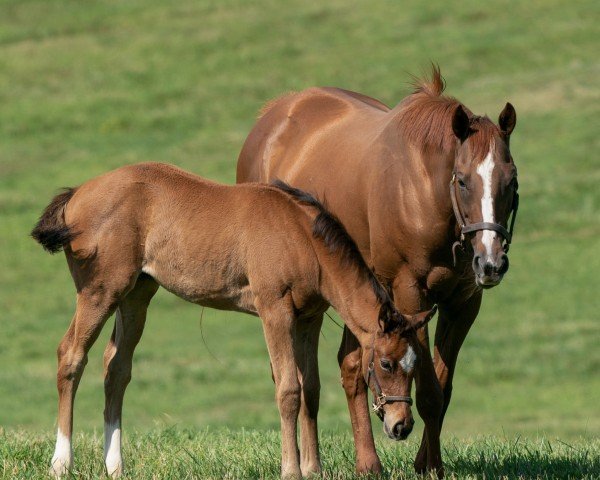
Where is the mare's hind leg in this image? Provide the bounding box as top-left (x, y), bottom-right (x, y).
top-left (102, 274), bottom-right (158, 477)
top-left (51, 282), bottom-right (135, 476)
top-left (257, 294), bottom-right (302, 479)
top-left (296, 315), bottom-right (323, 477)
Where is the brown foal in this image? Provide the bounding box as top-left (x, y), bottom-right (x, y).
top-left (32, 162), bottom-right (435, 478)
top-left (238, 66), bottom-right (519, 476)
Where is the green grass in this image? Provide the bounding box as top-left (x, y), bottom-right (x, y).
top-left (1, 429), bottom-right (598, 479)
top-left (0, 0), bottom-right (598, 475)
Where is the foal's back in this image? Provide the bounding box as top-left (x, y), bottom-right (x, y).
top-left (64, 162), bottom-right (321, 315)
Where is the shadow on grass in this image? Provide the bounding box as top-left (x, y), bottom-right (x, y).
top-left (446, 441), bottom-right (599, 479)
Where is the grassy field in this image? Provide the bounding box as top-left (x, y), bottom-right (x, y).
top-left (2, 429), bottom-right (599, 479)
top-left (0, 0), bottom-right (599, 477)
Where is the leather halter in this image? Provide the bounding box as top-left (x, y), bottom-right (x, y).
top-left (364, 346), bottom-right (413, 420)
top-left (450, 173), bottom-right (519, 264)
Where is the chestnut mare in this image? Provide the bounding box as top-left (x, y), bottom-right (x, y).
top-left (32, 163), bottom-right (436, 478)
top-left (237, 67), bottom-right (519, 477)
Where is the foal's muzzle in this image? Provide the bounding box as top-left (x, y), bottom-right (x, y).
top-left (384, 415), bottom-right (414, 441)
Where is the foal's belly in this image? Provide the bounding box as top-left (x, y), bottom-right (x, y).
top-left (141, 262), bottom-right (258, 316)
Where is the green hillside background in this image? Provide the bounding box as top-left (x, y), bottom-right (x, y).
top-left (1, 0), bottom-right (598, 449)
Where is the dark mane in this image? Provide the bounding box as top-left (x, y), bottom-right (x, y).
top-left (271, 180), bottom-right (390, 306)
top-left (398, 65), bottom-right (498, 158)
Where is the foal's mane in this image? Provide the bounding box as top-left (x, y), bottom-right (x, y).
top-left (398, 65), bottom-right (498, 158)
top-left (271, 181), bottom-right (390, 306)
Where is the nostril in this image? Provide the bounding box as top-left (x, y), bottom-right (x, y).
top-left (497, 254), bottom-right (509, 274)
top-left (483, 261), bottom-right (494, 276)
top-left (472, 255), bottom-right (482, 272)
top-left (392, 421), bottom-right (405, 438)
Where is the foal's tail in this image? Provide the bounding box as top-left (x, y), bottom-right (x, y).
top-left (31, 188), bottom-right (78, 253)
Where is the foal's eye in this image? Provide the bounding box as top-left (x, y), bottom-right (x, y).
top-left (379, 359), bottom-right (393, 372)
top-left (458, 178), bottom-right (467, 189)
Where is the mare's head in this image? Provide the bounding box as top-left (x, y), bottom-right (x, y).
top-left (363, 302), bottom-right (437, 440)
top-left (451, 103), bottom-right (518, 288)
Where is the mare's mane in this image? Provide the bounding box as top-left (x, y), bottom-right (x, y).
top-left (398, 65), bottom-right (499, 158)
top-left (270, 181), bottom-right (391, 308)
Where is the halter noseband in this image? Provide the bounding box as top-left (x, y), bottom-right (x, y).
top-left (450, 172), bottom-right (519, 265)
top-left (364, 346), bottom-right (413, 420)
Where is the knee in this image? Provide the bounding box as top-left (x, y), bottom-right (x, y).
top-left (302, 380), bottom-right (321, 416)
top-left (339, 347), bottom-right (361, 374)
top-left (277, 382), bottom-right (301, 413)
top-left (104, 359), bottom-right (132, 389)
top-left (339, 351), bottom-right (362, 395)
top-left (416, 384), bottom-right (444, 420)
top-left (56, 347), bottom-right (87, 384)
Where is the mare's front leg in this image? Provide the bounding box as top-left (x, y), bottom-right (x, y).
top-left (412, 324), bottom-right (444, 477)
top-left (295, 315), bottom-right (323, 476)
top-left (102, 274), bottom-right (158, 477)
top-left (388, 276), bottom-right (443, 477)
top-left (414, 288), bottom-right (481, 474)
top-left (337, 327), bottom-right (382, 474)
top-left (258, 295), bottom-right (302, 479)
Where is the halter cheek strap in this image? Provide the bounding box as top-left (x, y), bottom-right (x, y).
top-left (364, 347), bottom-right (413, 420)
top-left (450, 173), bottom-right (519, 265)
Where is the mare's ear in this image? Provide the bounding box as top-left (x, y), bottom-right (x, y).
top-left (452, 105), bottom-right (470, 142)
top-left (378, 302), bottom-right (398, 334)
top-left (498, 102), bottom-right (516, 136)
top-left (403, 305), bottom-right (438, 332)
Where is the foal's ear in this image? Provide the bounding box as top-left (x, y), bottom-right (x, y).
top-left (378, 302), bottom-right (398, 334)
top-left (498, 102), bottom-right (517, 136)
top-left (403, 305), bottom-right (438, 332)
top-left (452, 105), bottom-right (470, 142)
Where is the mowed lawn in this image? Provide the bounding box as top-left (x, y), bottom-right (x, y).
top-left (0, 0), bottom-right (598, 470)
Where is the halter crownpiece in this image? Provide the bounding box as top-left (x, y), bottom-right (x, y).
top-left (449, 172), bottom-right (519, 265)
top-left (364, 347), bottom-right (413, 420)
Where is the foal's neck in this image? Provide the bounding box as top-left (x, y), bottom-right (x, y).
top-left (317, 256), bottom-right (383, 346)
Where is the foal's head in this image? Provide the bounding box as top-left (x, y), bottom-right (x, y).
top-left (363, 303), bottom-right (437, 441)
top-left (451, 103), bottom-right (518, 288)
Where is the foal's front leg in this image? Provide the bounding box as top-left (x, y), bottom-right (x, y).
top-left (258, 297), bottom-right (302, 479)
top-left (337, 327), bottom-right (382, 474)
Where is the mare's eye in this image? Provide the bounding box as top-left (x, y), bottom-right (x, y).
top-left (379, 359), bottom-right (393, 372)
top-left (458, 178), bottom-right (467, 189)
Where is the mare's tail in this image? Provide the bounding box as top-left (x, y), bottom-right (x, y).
top-left (31, 188), bottom-right (78, 253)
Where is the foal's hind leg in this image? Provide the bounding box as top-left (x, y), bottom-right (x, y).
top-left (295, 315), bottom-right (323, 477)
top-left (50, 291), bottom-right (123, 476)
top-left (103, 274), bottom-right (158, 477)
top-left (257, 295), bottom-right (302, 479)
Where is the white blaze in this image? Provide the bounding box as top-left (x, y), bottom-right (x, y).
top-left (50, 428), bottom-right (72, 476)
top-left (399, 345), bottom-right (417, 373)
top-left (476, 146), bottom-right (497, 257)
top-left (104, 422), bottom-right (123, 477)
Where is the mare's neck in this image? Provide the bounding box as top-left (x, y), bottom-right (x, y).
top-left (376, 117), bottom-right (459, 246)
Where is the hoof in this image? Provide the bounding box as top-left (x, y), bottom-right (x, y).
top-left (106, 461), bottom-right (124, 478)
top-left (356, 457), bottom-right (383, 475)
top-left (301, 461), bottom-right (322, 477)
top-left (281, 466), bottom-right (303, 479)
top-left (49, 457), bottom-right (71, 478)
top-left (414, 462), bottom-right (444, 479)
